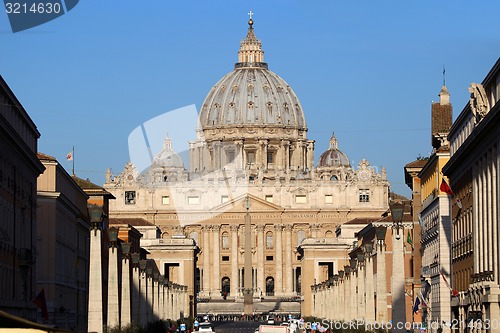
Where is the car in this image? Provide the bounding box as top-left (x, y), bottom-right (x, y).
top-left (198, 321), bottom-right (214, 332)
top-left (267, 316), bottom-right (275, 325)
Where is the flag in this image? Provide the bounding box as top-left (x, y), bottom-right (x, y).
top-left (440, 179), bottom-right (454, 196)
top-left (34, 288), bottom-right (49, 320)
top-left (440, 271), bottom-right (459, 297)
top-left (66, 150), bottom-right (73, 161)
top-left (407, 230), bottom-right (413, 246)
top-left (419, 291), bottom-right (428, 307)
top-left (413, 297), bottom-right (421, 314)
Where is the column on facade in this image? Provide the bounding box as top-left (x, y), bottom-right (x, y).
top-left (365, 253), bottom-right (375, 324)
top-left (352, 269), bottom-right (358, 321)
top-left (165, 285), bottom-right (172, 320)
top-left (358, 264), bottom-right (366, 322)
top-left (376, 239), bottom-right (387, 323)
top-left (189, 142), bottom-right (195, 173)
top-left (120, 253), bottom-right (131, 327)
top-left (158, 279), bottom-right (164, 320)
top-left (392, 228), bottom-right (406, 333)
top-left (344, 274), bottom-right (351, 321)
top-left (262, 140), bottom-right (268, 168)
top-left (212, 225), bottom-right (221, 296)
top-left (284, 141), bottom-right (290, 170)
top-left (235, 140), bottom-right (243, 169)
top-left (256, 225), bottom-right (265, 298)
top-left (139, 268), bottom-right (148, 327)
top-left (88, 227), bottom-right (103, 333)
top-left (274, 224), bottom-right (283, 296)
top-left (147, 272), bottom-right (154, 324)
top-left (107, 244), bottom-right (120, 329)
top-left (351, 272), bottom-right (357, 321)
top-left (202, 225), bottom-right (210, 297)
top-left (152, 276), bottom-right (159, 319)
top-left (338, 278), bottom-right (344, 322)
top-left (230, 225), bottom-right (239, 298)
top-left (284, 224), bottom-right (293, 295)
top-left (131, 263), bottom-right (140, 325)
top-left (307, 141), bottom-right (314, 171)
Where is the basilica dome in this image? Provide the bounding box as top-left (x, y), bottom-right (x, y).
top-left (318, 133), bottom-right (350, 167)
top-left (198, 19), bottom-right (306, 132)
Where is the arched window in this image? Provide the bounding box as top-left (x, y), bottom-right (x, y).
top-left (325, 230), bottom-right (333, 238)
top-left (297, 230), bottom-right (306, 245)
top-left (266, 277), bottom-right (275, 296)
top-left (221, 277), bottom-right (230, 296)
top-left (162, 231), bottom-right (170, 239)
top-left (330, 175), bottom-right (338, 181)
top-left (266, 231), bottom-right (273, 249)
top-left (222, 232), bottom-right (229, 249)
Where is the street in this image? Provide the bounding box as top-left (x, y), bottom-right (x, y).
top-left (212, 320), bottom-right (261, 333)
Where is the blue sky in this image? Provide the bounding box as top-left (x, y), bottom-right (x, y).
top-left (1, 1), bottom-right (499, 197)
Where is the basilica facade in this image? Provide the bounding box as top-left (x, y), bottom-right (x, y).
top-left (104, 18), bottom-right (390, 315)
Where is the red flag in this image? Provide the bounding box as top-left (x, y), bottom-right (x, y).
top-left (440, 272), bottom-right (459, 297)
top-left (34, 288), bottom-right (49, 320)
top-left (440, 179), bottom-right (454, 196)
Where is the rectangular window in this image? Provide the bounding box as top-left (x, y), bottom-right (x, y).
top-left (295, 194), bottom-right (307, 204)
top-left (125, 191), bottom-right (136, 205)
top-left (324, 195), bottom-right (333, 204)
top-left (187, 196), bottom-right (200, 205)
top-left (359, 189), bottom-right (370, 203)
top-left (221, 195), bottom-right (229, 203)
top-left (222, 256), bottom-right (230, 262)
top-left (162, 196), bottom-right (170, 205)
top-left (227, 150), bottom-right (235, 163)
top-left (266, 256), bottom-right (274, 261)
top-left (265, 195), bottom-right (273, 203)
top-left (247, 151), bottom-right (255, 164)
top-left (267, 151), bottom-right (274, 164)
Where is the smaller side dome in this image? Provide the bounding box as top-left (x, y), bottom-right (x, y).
top-left (318, 133), bottom-right (350, 167)
top-left (153, 134), bottom-right (184, 168)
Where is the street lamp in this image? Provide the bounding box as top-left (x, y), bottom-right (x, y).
top-left (131, 253), bottom-right (140, 266)
top-left (108, 227), bottom-right (119, 246)
top-left (375, 226), bottom-right (387, 242)
top-left (364, 242), bottom-right (373, 255)
top-left (88, 204), bottom-right (104, 234)
top-left (121, 242), bottom-right (131, 257)
top-left (390, 201), bottom-right (405, 239)
top-left (349, 258), bottom-right (357, 270)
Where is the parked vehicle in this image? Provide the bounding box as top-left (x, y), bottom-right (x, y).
top-left (198, 321), bottom-right (214, 332)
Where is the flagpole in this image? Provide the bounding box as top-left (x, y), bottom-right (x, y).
top-left (72, 146), bottom-right (75, 176)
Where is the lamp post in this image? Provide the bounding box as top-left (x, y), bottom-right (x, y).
top-left (390, 201), bottom-right (406, 333)
top-left (375, 226), bottom-right (388, 323)
top-left (131, 253), bottom-right (140, 325)
top-left (120, 242), bottom-right (132, 327)
top-left (107, 227), bottom-right (120, 330)
top-left (87, 204), bottom-right (104, 333)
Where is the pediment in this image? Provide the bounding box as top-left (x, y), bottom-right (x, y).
top-left (212, 193), bottom-right (284, 213)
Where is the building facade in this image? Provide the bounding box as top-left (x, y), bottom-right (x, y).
top-left (36, 153), bottom-right (90, 331)
top-left (0, 76), bottom-right (45, 320)
top-left (418, 86), bottom-right (454, 332)
top-left (104, 19), bottom-right (391, 316)
top-left (443, 58), bottom-right (500, 332)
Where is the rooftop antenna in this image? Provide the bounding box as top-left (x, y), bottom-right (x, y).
top-left (443, 65), bottom-right (446, 86)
